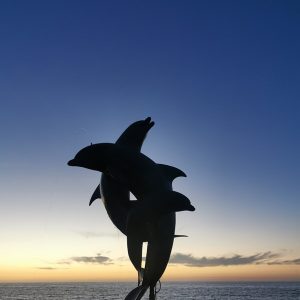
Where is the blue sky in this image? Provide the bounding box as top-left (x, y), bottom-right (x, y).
top-left (0, 1), bottom-right (299, 281)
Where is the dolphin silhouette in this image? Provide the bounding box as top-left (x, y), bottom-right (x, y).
top-left (68, 119), bottom-right (195, 299)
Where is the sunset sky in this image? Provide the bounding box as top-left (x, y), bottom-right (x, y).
top-left (0, 1), bottom-right (299, 282)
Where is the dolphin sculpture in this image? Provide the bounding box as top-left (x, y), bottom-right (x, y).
top-left (68, 118), bottom-right (195, 299)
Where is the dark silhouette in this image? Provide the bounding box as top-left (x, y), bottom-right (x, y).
top-left (68, 118), bottom-right (195, 299)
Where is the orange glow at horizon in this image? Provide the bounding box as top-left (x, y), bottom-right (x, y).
top-left (0, 265), bottom-right (137, 283)
top-left (1, 264), bottom-right (300, 283)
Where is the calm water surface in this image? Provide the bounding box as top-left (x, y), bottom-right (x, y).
top-left (0, 282), bottom-right (299, 299)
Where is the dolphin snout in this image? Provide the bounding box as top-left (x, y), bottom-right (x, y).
top-left (188, 204), bottom-right (195, 211)
top-left (68, 159), bottom-right (76, 166)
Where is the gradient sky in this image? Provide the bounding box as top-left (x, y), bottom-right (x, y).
top-left (0, 1), bottom-right (299, 282)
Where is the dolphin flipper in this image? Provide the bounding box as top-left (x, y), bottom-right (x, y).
top-left (174, 234), bottom-right (188, 238)
top-left (158, 164), bottom-right (186, 182)
top-left (124, 285), bottom-right (149, 300)
top-left (89, 185), bottom-right (101, 206)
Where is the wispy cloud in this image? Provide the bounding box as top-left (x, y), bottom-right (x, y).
top-left (55, 251), bottom-right (300, 268)
top-left (36, 267), bottom-right (57, 270)
top-left (59, 253), bottom-right (112, 265)
top-left (267, 258), bottom-right (300, 265)
top-left (169, 252), bottom-right (300, 267)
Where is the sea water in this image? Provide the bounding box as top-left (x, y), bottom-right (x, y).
top-left (0, 281), bottom-right (299, 299)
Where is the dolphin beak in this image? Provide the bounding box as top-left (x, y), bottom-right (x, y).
top-left (68, 159), bottom-right (76, 166)
top-left (188, 204), bottom-right (195, 211)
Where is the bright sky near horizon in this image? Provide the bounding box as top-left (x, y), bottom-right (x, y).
top-left (0, 1), bottom-right (299, 282)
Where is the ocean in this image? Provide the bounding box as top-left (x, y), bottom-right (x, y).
top-left (0, 281), bottom-right (299, 299)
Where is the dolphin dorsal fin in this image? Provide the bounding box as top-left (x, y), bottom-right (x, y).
top-left (158, 164), bottom-right (186, 182)
top-left (89, 185), bottom-right (101, 206)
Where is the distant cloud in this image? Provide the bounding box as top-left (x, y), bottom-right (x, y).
top-left (56, 251), bottom-right (300, 268)
top-left (169, 251), bottom-right (300, 267)
top-left (267, 258), bottom-right (300, 265)
top-left (36, 266), bottom-right (70, 270)
top-left (117, 256), bottom-right (130, 262)
top-left (59, 253), bottom-right (112, 265)
top-left (57, 260), bottom-right (71, 265)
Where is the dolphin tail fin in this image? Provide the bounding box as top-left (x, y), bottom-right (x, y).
top-left (89, 185), bottom-right (101, 206)
top-left (125, 285), bottom-right (149, 300)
